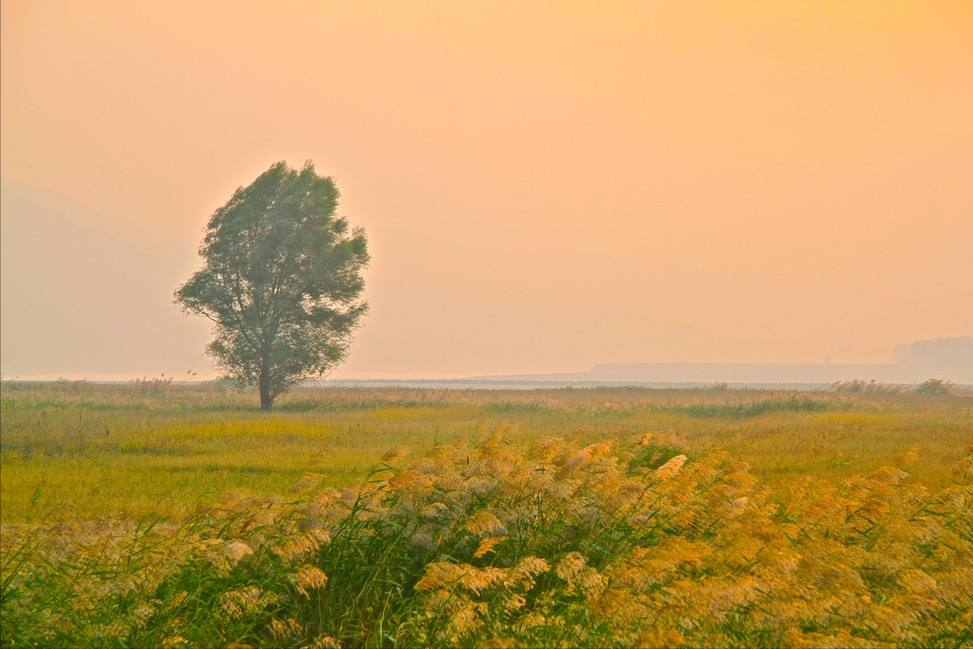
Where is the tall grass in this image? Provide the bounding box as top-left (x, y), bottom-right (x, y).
top-left (2, 434), bottom-right (971, 648)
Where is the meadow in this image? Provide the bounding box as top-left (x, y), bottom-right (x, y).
top-left (1, 381), bottom-right (971, 647)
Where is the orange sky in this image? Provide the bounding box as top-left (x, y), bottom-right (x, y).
top-left (1, 0), bottom-right (971, 378)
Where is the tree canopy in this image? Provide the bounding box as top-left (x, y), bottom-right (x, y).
top-left (176, 161), bottom-right (368, 409)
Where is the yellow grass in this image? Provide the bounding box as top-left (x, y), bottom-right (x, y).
top-left (1, 382), bottom-right (971, 647)
top-left (1, 382), bottom-right (970, 523)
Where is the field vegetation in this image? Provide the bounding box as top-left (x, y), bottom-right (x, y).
top-left (1, 381), bottom-right (971, 647)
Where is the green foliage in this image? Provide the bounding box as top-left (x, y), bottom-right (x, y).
top-left (666, 398), bottom-right (838, 418)
top-left (175, 162), bottom-right (369, 409)
top-left (915, 378), bottom-right (954, 396)
top-left (832, 379), bottom-right (907, 395)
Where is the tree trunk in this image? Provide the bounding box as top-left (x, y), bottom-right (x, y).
top-left (259, 370), bottom-right (274, 410)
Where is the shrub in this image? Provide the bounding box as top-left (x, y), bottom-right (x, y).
top-left (915, 378), bottom-right (954, 396)
top-left (832, 379), bottom-right (906, 395)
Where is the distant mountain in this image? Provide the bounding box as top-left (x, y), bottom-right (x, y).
top-left (0, 184), bottom-right (207, 377)
top-left (474, 340), bottom-right (973, 386)
top-left (895, 337), bottom-right (973, 382)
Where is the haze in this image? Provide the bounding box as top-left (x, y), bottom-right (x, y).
top-left (2, 1), bottom-right (971, 380)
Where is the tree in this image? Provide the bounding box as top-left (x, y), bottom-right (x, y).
top-left (175, 161), bottom-right (369, 409)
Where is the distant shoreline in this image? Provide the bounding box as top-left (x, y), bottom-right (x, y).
top-left (2, 377), bottom-right (970, 391)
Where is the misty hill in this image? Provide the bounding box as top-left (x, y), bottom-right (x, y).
top-left (477, 338), bottom-right (973, 385)
top-left (0, 184), bottom-right (206, 377)
top-left (895, 337), bottom-right (973, 383)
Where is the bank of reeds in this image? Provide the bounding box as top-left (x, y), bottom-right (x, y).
top-left (2, 434), bottom-right (971, 648)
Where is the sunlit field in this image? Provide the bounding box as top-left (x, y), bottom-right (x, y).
top-left (2, 381), bottom-right (970, 523)
top-left (2, 381), bottom-right (971, 647)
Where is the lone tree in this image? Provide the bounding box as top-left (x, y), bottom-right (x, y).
top-left (176, 162), bottom-right (369, 409)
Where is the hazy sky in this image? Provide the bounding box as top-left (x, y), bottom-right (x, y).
top-left (1, 0), bottom-right (971, 379)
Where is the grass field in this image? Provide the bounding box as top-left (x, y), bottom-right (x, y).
top-left (1, 381), bottom-right (970, 523)
top-left (1, 381), bottom-right (971, 647)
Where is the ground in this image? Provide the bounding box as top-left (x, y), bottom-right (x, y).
top-left (2, 381), bottom-right (970, 522)
top-left (2, 381), bottom-right (972, 648)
